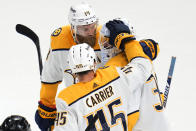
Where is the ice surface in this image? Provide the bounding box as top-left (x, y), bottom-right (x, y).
top-left (0, 0), bottom-right (196, 130)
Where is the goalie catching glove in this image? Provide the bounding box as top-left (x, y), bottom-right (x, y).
top-left (35, 101), bottom-right (56, 131)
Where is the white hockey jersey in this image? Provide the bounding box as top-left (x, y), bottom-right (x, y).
top-left (54, 58), bottom-right (152, 131)
top-left (132, 73), bottom-right (170, 131)
top-left (40, 25), bottom-right (103, 107)
top-left (105, 52), bottom-right (170, 131)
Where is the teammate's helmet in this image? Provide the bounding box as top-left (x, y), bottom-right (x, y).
top-left (68, 3), bottom-right (97, 26)
top-left (68, 3), bottom-right (98, 47)
top-left (0, 115), bottom-right (31, 131)
top-left (67, 43), bottom-right (97, 74)
top-left (98, 18), bottom-right (135, 64)
top-left (99, 18), bottom-right (135, 49)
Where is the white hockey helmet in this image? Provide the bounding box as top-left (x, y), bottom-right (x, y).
top-left (67, 43), bottom-right (97, 74)
top-left (68, 3), bottom-right (97, 26)
top-left (99, 18), bottom-right (135, 49)
top-left (68, 3), bottom-right (98, 47)
top-left (98, 18), bottom-right (134, 64)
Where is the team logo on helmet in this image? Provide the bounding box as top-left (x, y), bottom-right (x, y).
top-left (51, 28), bottom-right (62, 36)
top-left (84, 11), bottom-right (90, 16)
top-left (70, 7), bottom-right (76, 13)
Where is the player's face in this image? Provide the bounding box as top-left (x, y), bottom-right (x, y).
top-left (76, 22), bottom-right (97, 37)
top-left (74, 22), bottom-right (97, 47)
top-left (99, 34), bottom-right (113, 49)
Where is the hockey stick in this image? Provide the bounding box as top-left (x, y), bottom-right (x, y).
top-left (15, 24), bottom-right (98, 131)
top-left (16, 24), bottom-right (43, 75)
top-left (15, 24), bottom-right (52, 130)
top-left (163, 56), bottom-right (176, 108)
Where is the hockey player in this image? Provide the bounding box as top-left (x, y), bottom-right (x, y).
top-left (54, 41), bottom-right (152, 130)
top-left (54, 19), bottom-right (165, 130)
top-left (35, 3), bottom-right (166, 130)
top-left (34, 3), bottom-right (103, 130)
top-left (100, 20), bottom-right (170, 131)
top-left (0, 115), bottom-right (31, 131)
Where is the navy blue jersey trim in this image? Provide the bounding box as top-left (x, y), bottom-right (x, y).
top-left (52, 48), bottom-right (69, 51)
top-left (38, 102), bottom-right (56, 111)
top-left (146, 74), bottom-right (154, 81)
top-left (127, 110), bottom-right (139, 116)
top-left (130, 56), bottom-right (145, 62)
top-left (69, 76), bottom-right (120, 106)
top-left (94, 49), bottom-right (101, 51)
top-left (41, 80), bottom-right (62, 84)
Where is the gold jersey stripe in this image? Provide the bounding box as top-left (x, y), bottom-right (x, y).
top-left (58, 66), bottom-right (120, 105)
top-left (127, 110), bottom-right (140, 131)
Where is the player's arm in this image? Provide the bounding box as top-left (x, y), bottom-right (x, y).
top-left (40, 48), bottom-right (63, 107)
top-left (105, 20), bottom-right (159, 68)
top-left (106, 20), bottom-right (159, 62)
top-left (123, 39), bottom-right (160, 62)
top-left (126, 87), bottom-right (141, 131)
top-left (35, 39), bottom-right (64, 130)
top-left (54, 98), bottom-right (79, 131)
top-left (106, 20), bottom-right (153, 86)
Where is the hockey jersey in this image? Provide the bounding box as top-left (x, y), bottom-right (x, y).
top-left (105, 45), bottom-right (170, 131)
top-left (40, 25), bottom-right (102, 107)
top-left (54, 58), bottom-right (152, 131)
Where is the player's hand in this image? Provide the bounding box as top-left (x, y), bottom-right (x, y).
top-left (35, 101), bottom-right (56, 131)
top-left (106, 20), bottom-right (136, 50)
top-left (139, 39), bottom-right (160, 61)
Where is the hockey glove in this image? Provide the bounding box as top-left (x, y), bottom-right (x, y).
top-left (139, 39), bottom-right (160, 61)
top-left (35, 101), bottom-right (56, 131)
top-left (106, 20), bottom-right (136, 50)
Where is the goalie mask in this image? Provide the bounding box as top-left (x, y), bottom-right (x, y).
top-left (67, 43), bottom-right (97, 74)
top-left (68, 3), bottom-right (98, 47)
top-left (0, 115), bottom-right (31, 131)
top-left (99, 18), bottom-right (135, 64)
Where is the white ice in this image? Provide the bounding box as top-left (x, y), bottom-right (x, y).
top-left (0, 0), bottom-right (196, 130)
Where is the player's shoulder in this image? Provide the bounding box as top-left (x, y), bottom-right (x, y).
top-left (97, 65), bottom-right (120, 80)
top-left (51, 25), bottom-right (76, 50)
top-left (51, 25), bottom-right (70, 36)
top-left (58, 66), bottom-right (120, 106)
top-left (57, 84), bottom-right (82, 106)
top-left (105, 52), bottom-right (128, 67)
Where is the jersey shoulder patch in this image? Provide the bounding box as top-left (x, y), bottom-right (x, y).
top-left (51, 28), bottom-right (62, 36)
top-left (50, 25), bottom-right (76, 50)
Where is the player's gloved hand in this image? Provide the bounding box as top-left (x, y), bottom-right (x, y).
top-left (106, 20), bottom-right (136, 50)
top-left (35, 101), bottom-right (56, 131)
top-left (139, 39), bottom-right (160, 61)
